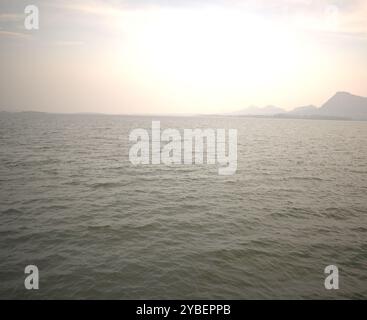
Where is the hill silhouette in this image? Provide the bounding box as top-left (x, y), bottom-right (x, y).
top-left (317, 92), bottom-right (367, 120)
top-left (231, 92), bottom-right (367, 120)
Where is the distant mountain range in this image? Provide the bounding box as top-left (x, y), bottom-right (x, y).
top-left (2, 91), bottom-right (367, 120)
top-left (231, 92), bottom-right (367, 120)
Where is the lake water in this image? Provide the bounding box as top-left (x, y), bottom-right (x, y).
top-left (0, 113), bottom-right (366, 299)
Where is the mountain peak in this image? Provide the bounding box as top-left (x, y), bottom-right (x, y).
top-left (335, 91), bottom-right (351, 96)
top-left (229, 92), bottom-right (367, 120)
top-left (288, 105), bottom-right (318, 115)
top-left (318, 92), bottom-right (367, 119)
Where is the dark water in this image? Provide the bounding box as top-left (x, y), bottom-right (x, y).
top-left (0, 113), bottom-right (366, 299)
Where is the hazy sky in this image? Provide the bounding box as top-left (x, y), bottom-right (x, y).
top-left (0, 0), bottom-right (366, 114)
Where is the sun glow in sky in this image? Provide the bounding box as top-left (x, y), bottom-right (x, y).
top-left (0, 0), bottom-right (367, 114)
top-left (116, 8), bottom-right (318, 111)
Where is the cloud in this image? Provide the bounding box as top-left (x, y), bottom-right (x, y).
top-left (0, 13), bottom-right (24, 22)
top-left (48, 0), bottom-right (367, 35)
top-left (47, 1), bottom-right (125, 17)
top-left (0, 30), bottom-right (29, 38)
top-left (53, 40), bottom-right (85, 46)
top-left (2, 0), bottom-right (365, 40)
